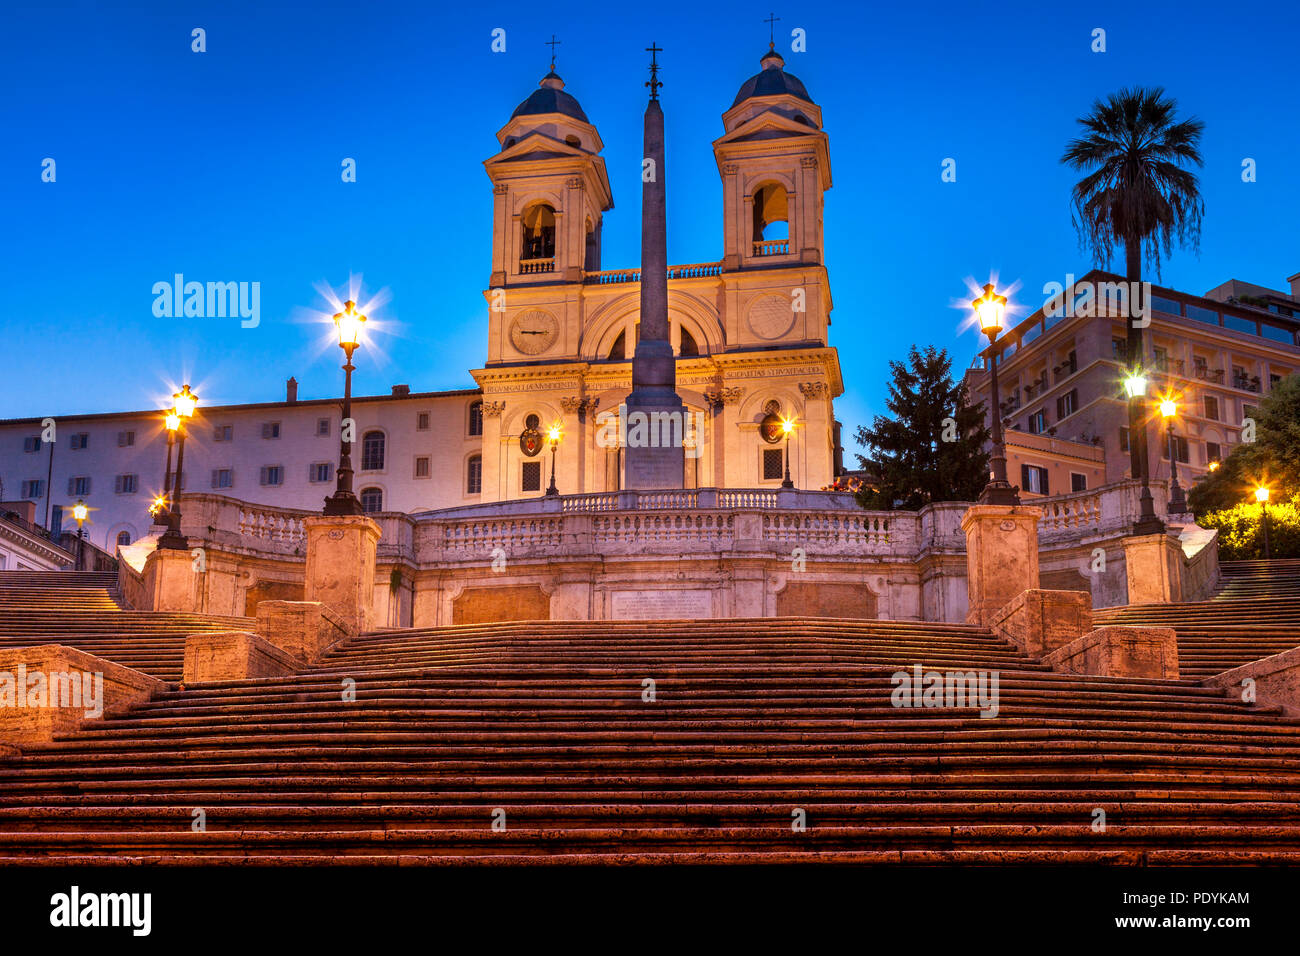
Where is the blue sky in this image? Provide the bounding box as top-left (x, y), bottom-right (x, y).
top-left (3, 0), bottom-right (1297, 446)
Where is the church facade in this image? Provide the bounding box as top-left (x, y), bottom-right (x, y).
top-left (0, 48), bottom-right (844, 553)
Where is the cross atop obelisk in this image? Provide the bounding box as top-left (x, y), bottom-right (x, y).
top-left (623, 42), bottom-right (685, 489)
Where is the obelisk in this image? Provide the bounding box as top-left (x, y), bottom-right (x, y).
top-left (624, 43), bottom-right (685, 489)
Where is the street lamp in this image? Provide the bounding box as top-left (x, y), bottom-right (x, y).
top-left (1255, 486), bottom-right (1272, 560)
top-left (1158, 397), bottom-right (1188, 516)
top-left (545, 422), bottom-right (563, 496)
top-left (780, 416), bottom-right (796, 489)
top-left (1123, 371), bottom-right (1165, 536)
top-left (72, 499), bottom-right (88, 570)
top-left (324, 300), bottom-right (367, 516)
top-left (158, 384), bottom-right (198, 550)
top-left (154, 410), bottom-right (180, 526)
top-left (973, 283), bottom-right (1019, 506)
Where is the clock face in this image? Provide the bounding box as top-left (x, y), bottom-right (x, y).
top-left (747, 294), bottom-right (796, 340)
top-left (509, 310), bottom-right (559, 355)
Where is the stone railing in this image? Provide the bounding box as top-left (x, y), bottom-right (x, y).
top-left (237, 504), bottom-right (309, 545)
top-left (1033, 479), bottom-right (1170, 540)
top-left (752, 239), bottom-right (789, 257)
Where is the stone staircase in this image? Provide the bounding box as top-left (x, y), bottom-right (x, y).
top-left (4, 617), bottom-right (1300, 864)
top-left (0, 571), bottom-right (252, 681)
top-left (1094, 559), bottom-right (1300, 680)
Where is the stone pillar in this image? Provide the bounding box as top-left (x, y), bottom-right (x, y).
top-left (303, 515), bottom-right (381, 636)
top-left (144, 547), bottom-right (200, 613)
top-left (1122, 532), bottom-right (1185, 605)
top-left (961, 504), bottom-right (1041, 627)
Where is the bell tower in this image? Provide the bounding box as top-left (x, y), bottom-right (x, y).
top-left (484, 65), bottom-right (614, 291)
top-left (713, 46), bottom-right (831, 272)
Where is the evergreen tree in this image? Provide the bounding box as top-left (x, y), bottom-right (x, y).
top-left (854, 345), bottom-right (991, 510)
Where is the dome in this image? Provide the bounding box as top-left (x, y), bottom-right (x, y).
top-left (511, 70), bottom-right (590, 123)
top-left (731, 48), bottom-right (814, 107)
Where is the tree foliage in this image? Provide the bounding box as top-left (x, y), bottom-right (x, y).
top-left (854, 345), bottom-right (990, 510)
top-left (1188, 373), bottom-right (1300, 515)
top-left (1198, 499), bottom-right (1300, 560)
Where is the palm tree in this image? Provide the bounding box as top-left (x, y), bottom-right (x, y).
top-left (1062, 86), bottom-right (1204, 532)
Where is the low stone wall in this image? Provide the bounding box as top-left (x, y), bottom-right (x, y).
top-left (183, 631), bottom-right (303, 683)
top-left (1203, 646), bottom-right (1300, 717)
top-left (1041, 626), bottom-right (1180, 680)
top-left (990, 589), bottom-right (1092, 657)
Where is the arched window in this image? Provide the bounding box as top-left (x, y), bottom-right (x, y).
top-left (521, 203), bottom-right (556, 263)
top-left (361, 431), bottom-right (385, 471)
top-left (752, 183), bottom-right (789, 243)
top-left (584, 217), bottom-right (599, 271)
top-left (467, 454), bottom-right (482, 495)
top-left (679, 327), bottom-right (700, 357)
top-left (608, 330), bottom-right (626, 360)
top-left (469, 401), bottom-right (483, 437)
top-left (359, 487), bottom-right (383, 513)
top-left (116, 531), bottom-right (132, 547)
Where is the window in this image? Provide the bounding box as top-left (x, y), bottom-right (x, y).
top-left (259, 466), bottom-right (283, 486)
top-left (1028, 410), bottom-right (1047, 435)
top-left (360, 487), bottom-right (383, 513)
top-left (468, 402), bottom-right (483, 437)
top-left (1203, 395), bottom-right (1220, 421)
top-left (608, 330), bottom-right (626, 361)
top-left (317, 418), bottom-right (331, 437)
top-left (70, 433), bottom-right (89, 450)
top-left (1162, 436), bottom-right (1190, 463)
top-left (262, 422), bottom-right (281, 440)
top-left (116, 531), bottom-right (132, 547)
top-left (23, 436), bottom-right (41, 453)
top-left (521, 460), bottom-right (542, 492)
top-left (1056, 390), bottom-right (1078, 419)
top-left (762, 448), bottom-right (785, 481)
top-left (1185, 303), bottom-right (1219, 324)
top-left (417, 411), bottom-right (431, 432)
top-left (1021, 464), bottom-right (1050, 495)
top-left (211, 469), bottom-right (234, 489)
top-left (214, 424), bottom-right (233, 442)
top-left (467, 455), bottom-right (482, 495)
top-left (117, 430), bottom-right (135, 447)
top-left (1111, 338), bottom-right (1127, 361)
top-left (114, 474), bottom-right (138, 494)
top-left (1070, 473), bottom-right (1088, 493)
top-left (1119, 427), bottom-right (1130, 453)
top-left (21, 480), bottom-right (43, 498)
top-left (68, 476), bottom-right (91, 496)
top-left (680, 328), bottom-right (700, 357)
top-left (1206, 442), bottom-right (1221, 464)
top-left (309, 463), bottom-right (332, 483)
top-left (521, 204), bottom-right (557, 262)
top-left (1152, 296), bottom-right (1183, 317)
top-left (361, 431), bottom-right (385, 470)
top-left (752, 182), bottom-right (789, 243)
top-left (414, 456), bottom-right (431, 479)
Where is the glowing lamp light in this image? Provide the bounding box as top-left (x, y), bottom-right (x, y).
top-left (72, 500), bottom-right (88, 524)
top-left (149, 495), bottom-right (168, 516)
top-left (1159, 398), bottom-right (1177, 419)
top-left (164, 411), bottom-right (181, 432)
top-left (780, 416), bottom-right (796, 437)
top-left (547, 423), bottom-right (563, 445)
top-left (1208, 461), bottom-right (1220, 472)
top-left (173, 384), bottom-right (198, 419)
top-left (333, 300), bottom-right (367, 350)
top-left (972, 283), bottom-right (1008, 338)
top-left (1123, 372), bottom-right (1148, 399)
top-left (1255, 486), bottom-right (1271, 504)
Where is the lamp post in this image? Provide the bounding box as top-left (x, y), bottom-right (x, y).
top-left (324, 300), bottom-right (367, 516)
top-left (72, 499), bottom-right (88, 570)
top-left (780, 416), bottom-right (796, 489)
top-left (545, 423), bottom-right (562, 496)
top-left (1256, 486), bottom-right (1272, 560)
top-left (158, 384), bottom-right (198, 550)
top-left (1123, 372), bottom-right (1165, 536)
top-left (973, 283), bottom-right (1019, 506)
top-left (1159, 398), bottom-right (1188, 516)
top-left (154, 410), bottom-right (179, 526)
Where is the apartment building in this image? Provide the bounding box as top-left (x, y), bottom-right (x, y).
top-left (964, 269), bottom-right (1300, 498)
